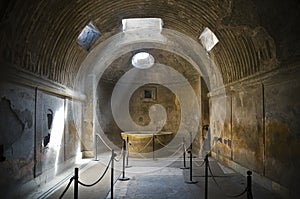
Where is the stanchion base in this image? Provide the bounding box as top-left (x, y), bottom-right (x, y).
top-left (118, 177), bottom-right (130, 181)
top-left (185, 180), bottom-right (198, 184)
top-left (180, 167), bottom-right (190, 169)
top-left (93, 159), bottom-right (99, 161)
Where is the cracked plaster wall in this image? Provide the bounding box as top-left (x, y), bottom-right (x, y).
top-left (0, 82), bottom-right (35, 196)
top-left (0, 81), bottom-right (83, 197)
top-left (211, 63), bottom-right (300, 198)
top-left (97, 78), bottom-right (203, 155)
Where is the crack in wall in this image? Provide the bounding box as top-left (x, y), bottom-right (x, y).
top-left (0, 97), bottom-right (25, 145)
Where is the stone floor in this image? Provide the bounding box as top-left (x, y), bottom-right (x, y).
top-left (43, 154), bottom-right (282, 199)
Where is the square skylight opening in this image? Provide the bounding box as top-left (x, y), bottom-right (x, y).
top-left (122, 18), bottom-right (163, 32)
top-left (199, 27), bottom-right (219, 51)
top-left (77, 22), bottom-right (101, 51)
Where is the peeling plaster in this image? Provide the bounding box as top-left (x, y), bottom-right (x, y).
top-left (0, 97), bottom-right (25, 145)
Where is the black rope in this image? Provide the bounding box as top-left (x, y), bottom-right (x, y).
top-left (168, 144), bottom-right (185, 158)
top-left (197, 160), bottom-right (206, 167)
top-left (114, 156), bottom-right (122, 162)
top-left (208, 161), bottom-right (247, 198)
top-left (78, 158), bottom-right (112, 187)
top-left (130, 137), bottom-right (153, 153)
top-left (59, 176), bottom-right (74, 199)
top-left (155, 136), bottom-right (182, 149)
top-left (114, 149), bottom-right (123, 162)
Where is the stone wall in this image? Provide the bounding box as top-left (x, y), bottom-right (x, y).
top-left (97, 80), bottom-right (123, 149)
top-left (0, 82), bottom-right (35, 190)
top-left (129, 84), bottom-right (181, 133)
top-left (231, 85), bottom-right (264, 173)
top-left (210, 63), bottom-right (300, 198)
top-left (264, 73), bottom-right (300, 196)
top-left (97, 77), bottom-right (203, 154)
top-left (0, 73), bottom-right (83, 197)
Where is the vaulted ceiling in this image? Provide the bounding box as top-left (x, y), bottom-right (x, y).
top-left (0, 0), bottom-right (299, 87)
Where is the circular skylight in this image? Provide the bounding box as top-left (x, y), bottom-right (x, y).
top-left (132, 52), bottom-right (155, 69)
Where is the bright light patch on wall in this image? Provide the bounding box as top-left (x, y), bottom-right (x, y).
top-left (48, 106), bottom-right (64, 174)
top-left (77, 22), bottom-right (101, 51)
top-left (132, 52), bottom-right (155, 69)
top-left (199, 27), bottom-right (219, 51)
top-left (122, 18), bottom-right (163, 32)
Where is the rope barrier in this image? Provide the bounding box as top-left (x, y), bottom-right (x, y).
top-left (78, 158), bottom-right (112, 187)
top-left (180, 138), bottom-right (189, 169)
top-left (114, 148), bottom-right (123, 162)
top-left (58, 177), bottom-right (74, 199)
top-left (118, 139), bottom-right (130, 181)
top-left (127, 135), bottom-right (184, 160)
top-left (134, 151), bottom-right (149, 158)
top-left (58, 149), bottom-right (127, 199)
top-left (185, 136), bottom-right (198, 184)
top-left (155, 136), bottom-right (183, 150)
top-left (197, 159), bottom-right (206, 168)
top-left (129, 136), bottom-right (153, 154)
top-left (96, 133), bottom-right (112, 151)
top-left (207, 159), bottom-right (249, 198)
top-left (167, 144), bottom-right (185, 158)
top-left (128, 139), bottom-right (148, 159)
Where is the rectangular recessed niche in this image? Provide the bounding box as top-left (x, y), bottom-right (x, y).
top-left (122, 18), bottom-right (163, 32)
top-left (144, 90), bottom-right (152, 98)
top-left (141, 86), bottom-right (157, 102)
top-left (77, 22), bottom-right (101, 51)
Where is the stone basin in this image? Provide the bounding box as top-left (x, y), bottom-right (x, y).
top-left (121, 131), bottom-right (174, 155)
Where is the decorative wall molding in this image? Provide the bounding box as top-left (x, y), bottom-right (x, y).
top-left (0, 62), bottom-right (86, 101)
top-left (209, 61), bottom-right (300, 98)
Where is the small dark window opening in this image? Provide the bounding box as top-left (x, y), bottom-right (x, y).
top-left (44, 109), bottom-right (53, 147)
top-left (0, 145), bottom-right (5, 162)
top-left (144, 90), bottom-right (152, 98)
top-left (47, 109), bottom-right (53, 130)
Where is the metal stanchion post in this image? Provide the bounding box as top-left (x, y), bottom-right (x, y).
top-left (183, 146), bottom-right (186, 167)
top-left (125, 136), bottom-right (131, 168)
top-left (111, 150), bottom-right (115, 199)
top-left (94, 134), bottom-right (98, 161)
top-left (185, 137), bottom-right (198, 184)
top-left (205, 154), bottom-right (208, 199)
top-left (152, 134), bottom-right (155, 160)
top-left (181, 137), bottom-right (189, 169)
top-left (119, 140), bottom-right (130, 181)
top-left (247, 171), bottom-right (253, 199)
top-left (74, 168), bottom-right (78, 199)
